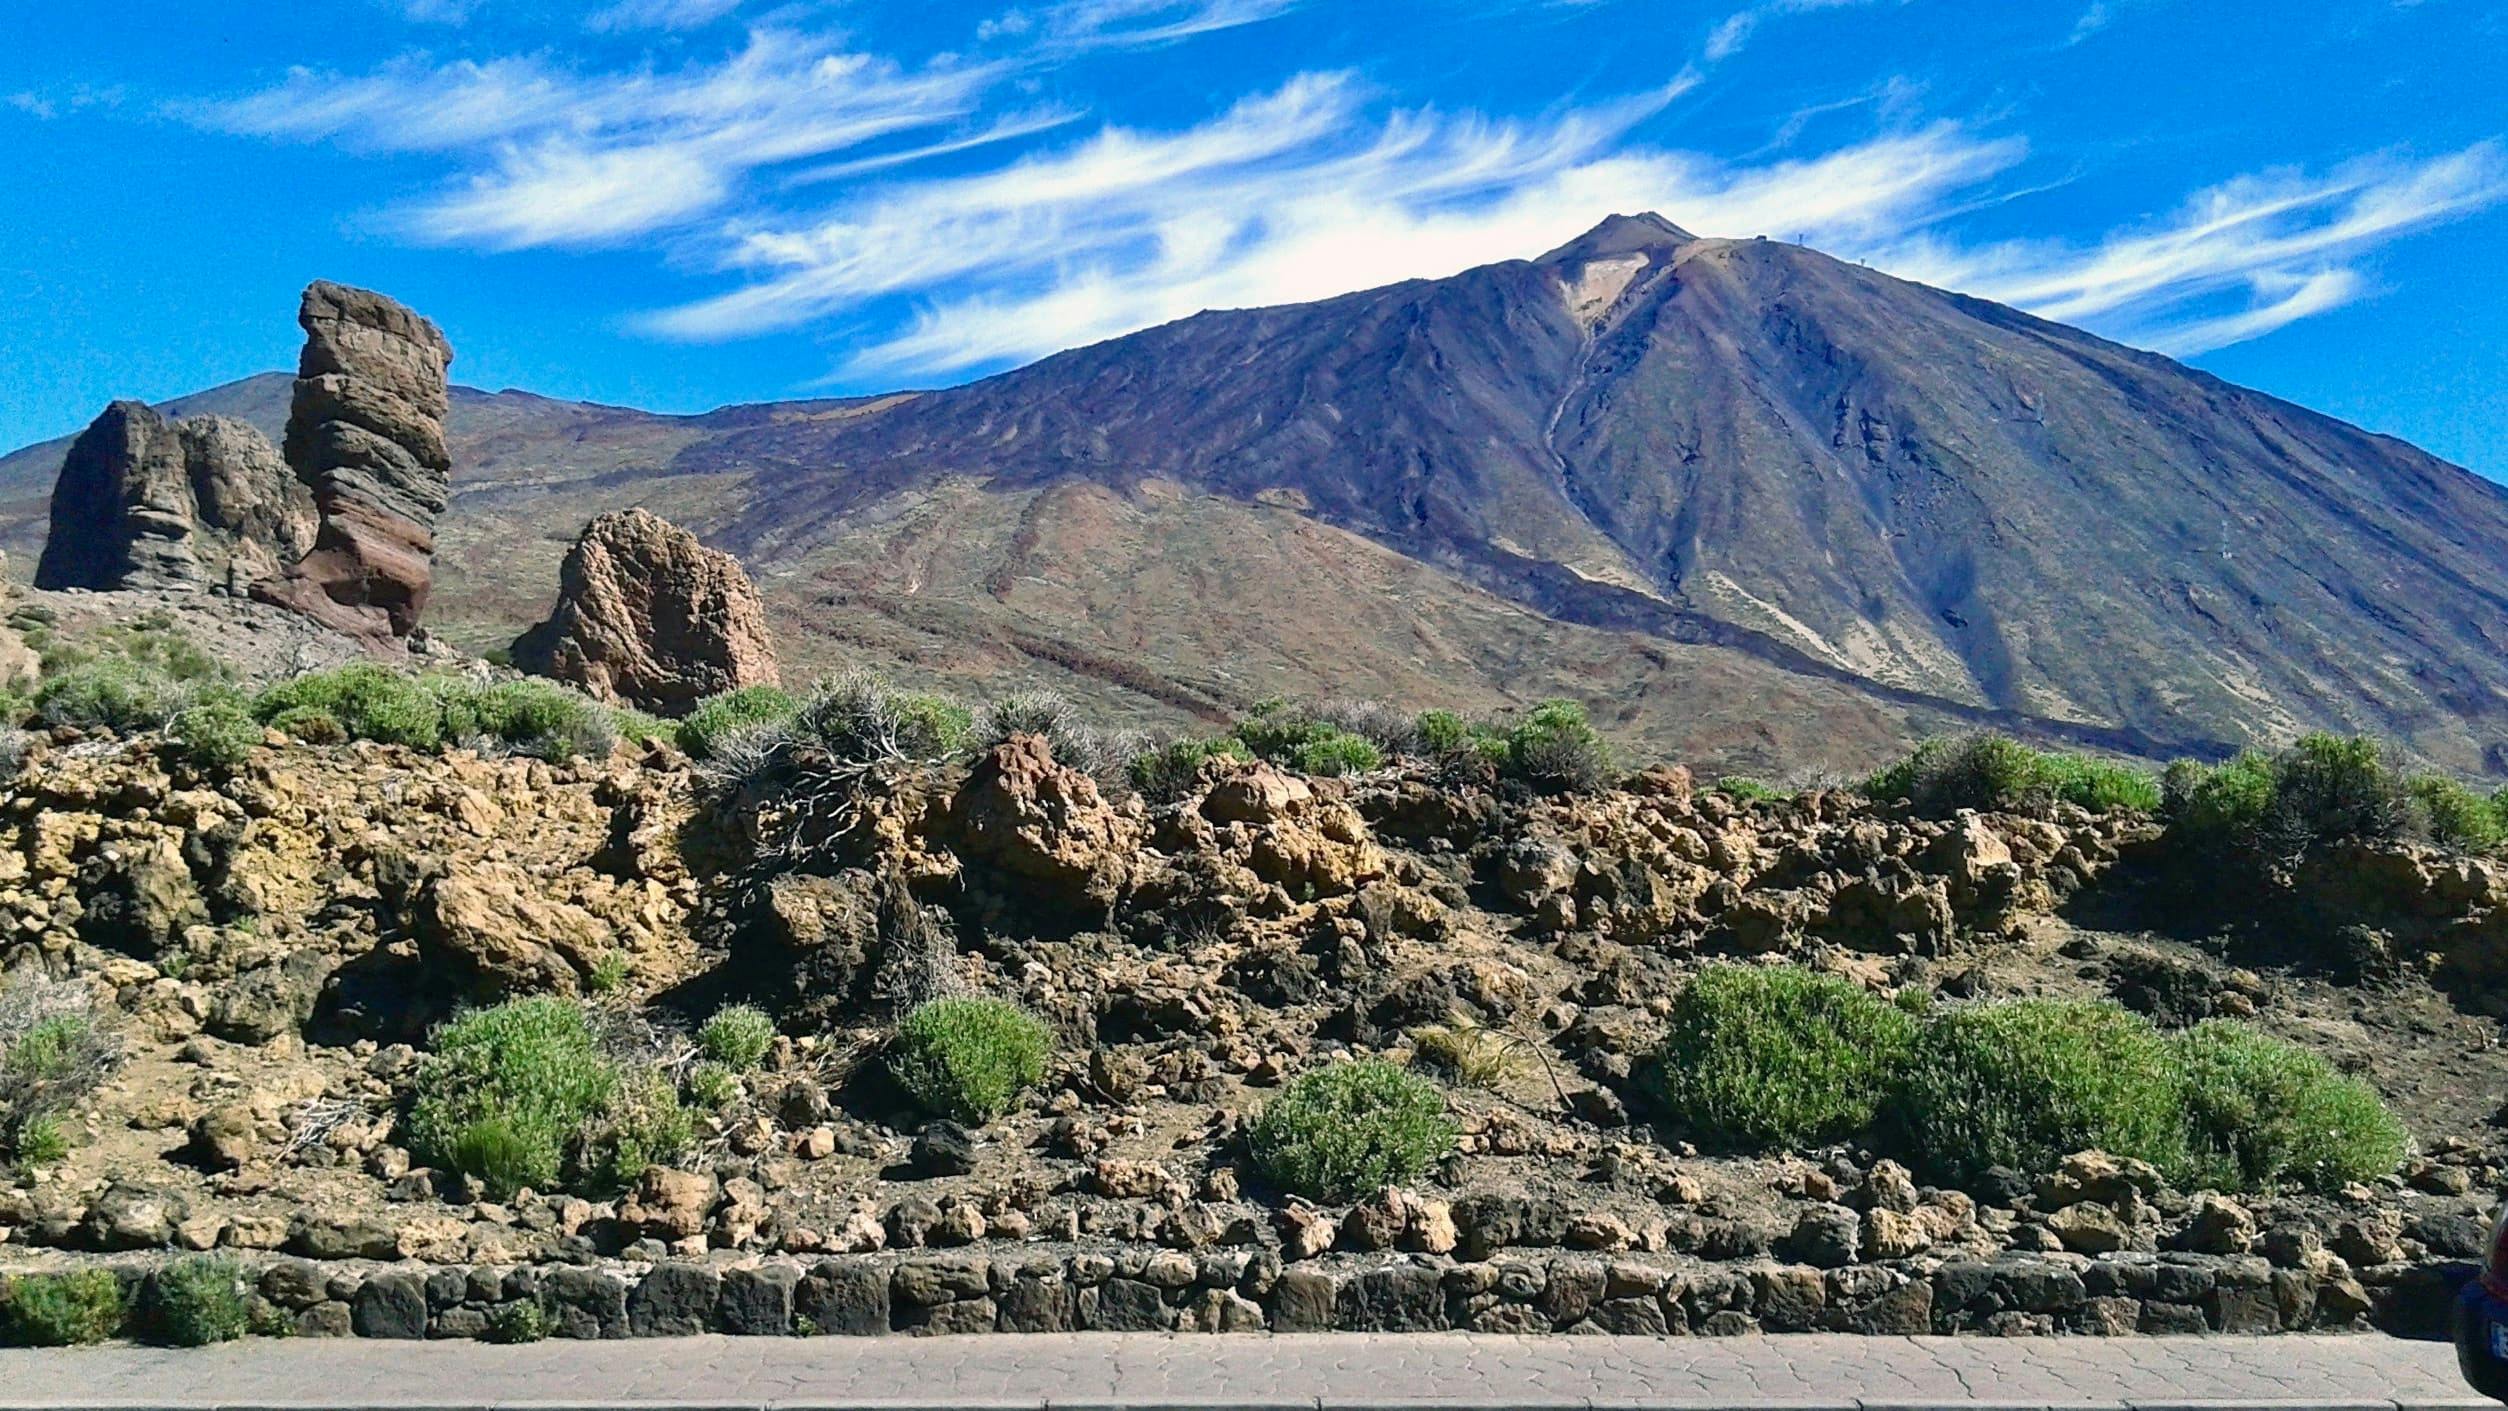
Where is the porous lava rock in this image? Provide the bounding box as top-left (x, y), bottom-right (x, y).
top-left (509, 507), bottom-right (778, 713)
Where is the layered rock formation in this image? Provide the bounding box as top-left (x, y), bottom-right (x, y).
top-left (253, 281), bottom-right (454, 641)
top-left (33, 400), bottom-right (313, 593)
top-left (510, 507), bottom-right (778, 714)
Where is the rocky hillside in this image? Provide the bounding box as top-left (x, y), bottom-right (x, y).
top-left (4, 647), bottom-right (2508, 1342)
top-left (11, 217), bottom-right (2507, 778)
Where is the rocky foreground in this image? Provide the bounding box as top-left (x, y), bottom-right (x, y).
top-left (4, 699), bottom-right (2508, 1344)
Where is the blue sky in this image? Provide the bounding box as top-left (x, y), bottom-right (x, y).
top-left (4, 0), bottom-right (2505, 476)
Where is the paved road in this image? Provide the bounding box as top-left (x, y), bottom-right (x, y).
top-left (0, 1333), bottom-right (2485, 1411)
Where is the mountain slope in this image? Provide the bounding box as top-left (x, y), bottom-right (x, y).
top-left (677, 213), bottom-right (2508, 769)
top-left (9, 215), bottom-right (2505, 774)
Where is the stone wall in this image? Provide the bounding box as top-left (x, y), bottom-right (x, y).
top-left (4, 1246), bottom-right (2472, 1342)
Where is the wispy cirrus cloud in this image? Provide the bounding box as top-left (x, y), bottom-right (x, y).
top-left (977, 0), bottom-right (1301, 51)
top-left (586, 0), bottom-right (746, 34)
top-left (1883, 142), bottom-right (2508, 353)
top-left (1704, 0), bottom-right (1899, 62)
top-left (179, 16), bottom-right (2507, 378)
top-left (189, 30), bottom-right (995, 248)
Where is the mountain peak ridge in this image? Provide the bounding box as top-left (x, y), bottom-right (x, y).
top-left (1537, 211), bottom-right (1697, 264)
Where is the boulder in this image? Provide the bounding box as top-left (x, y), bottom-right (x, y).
top-left (950, 734), bottom-right (1137, 911)
top-left (36, 401), bottom-right (314, 593)
top-left (413, 863), bottom-right (608, 999)
top-left (254, 281), bottom-right (454, 640)
top-left (509, 508), bottom-right (778, 714)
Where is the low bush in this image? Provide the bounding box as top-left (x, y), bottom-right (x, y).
top-left (438, 678), bottom-right (617, 762)
top-left (975, 689), bottom-right (1116, 778)
top-left (30, 657), bottom-right (198, 733)
top-left (1490, 699), bottom-right (1610, 794)
top-left (1126, 736), bottom-right (1254, 803)
top-left (698, 1004), bottom-right (776, 1071)
top-left (1645, 965), bottom-right (1918, 1151)
top-left (1712, 776), bottom-right (1789, 804)
top-left (1233, 702), bottom-right (1382, 777)
top-left (889, 997), bottom-right (1051, 1124)
top-left (1, 1269), bottom-right (125, 1346)
top-left (485, 1299), bottom-right (550, 1344)
top-left (2410, 774), bottom-right (2505, 854)
top-left (1866, 734), bottom-right (2159, 817)
top-left (253, 665), bottom-right (444, 750)
top-left (265, 705), bottom-right (346, 744)
top-left (145, 1256), bottom-right (250, 1346)
top-left (166, 696), bottom-right (259, 772)
top-left (406, 997), bottom-right (684, 1198)
top-left (1409, 1012), bottom-right (1527, 1091)
top-left (1412, 709), bottom-right (1471, 756)
top-left (2170, 1021), bottom-right (2407, 1193)
top-left (1, 978), bottom-right (115, 1168)
top-left (677, 685), bottom-right (798, 760)
top-left (1250, 1060), bottom-right (1457, 1201)
top-left (686, 1060), bottom-right (741, 1109)
top-left (1891, 998), bottom-right (2187, 1183)
top-left (2164, 734), bottom-right (2430, 861)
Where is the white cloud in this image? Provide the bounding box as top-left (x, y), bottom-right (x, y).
top-left (586, 0), bottom-right (745, 33)
top-left (982, 0), bottom-right (1301, 51)
top-left (1705, 0), bottom-right (1894, 62)
top-left (7, 93), bottom-right (56, 120)
top-left (1880, 143), bottom-right (2508, 353)
top-left (190, 31), bottom-right (996, 249)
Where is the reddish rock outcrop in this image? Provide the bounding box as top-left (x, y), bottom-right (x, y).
top-left (254, 281), bottom-right (454, 641)
top-left (35, 401), bottom-right (314, 593)
top-left (951, 734), bottom-right (1138, 912)
top-left (509, 507), bottom-right (779, 714)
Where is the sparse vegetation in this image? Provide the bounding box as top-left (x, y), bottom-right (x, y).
top-left (1645, 964), bottom-right (1918, 1151)
top-left (1409, 1011), bottom-right (1529, 1090)
top-left (1494, 699), bottom-right (1611, 794)
top-left (1891, 997), bottom-right (2188, 1184)
top-left (406, 997), bottom-right (688, 1198)
top-left (677, 684), bottom-right (798, 760)
top-left (166, 695), bottom-right (260, 771)
top-left (1, 1269), bottom-right (126, 1346)
top-left (889, 997), bottom-right (1051, 1124)
top-left (2170, 1021), bottom-right (2408, 1193)
top-left (485, 1298), bottom-right (550, 1344)
top-left (31, 656), bottom-right (202, 733)
top-left (1234, 700), bottom-right (1385, 777)
top-left (247, 665), bottom-right (626, 760)
top-left (975, 688), bottom-right (1119, 778)
top-left (1, 977), bottom-right (115, 1170)
top-left (698, 1003), bottom-right (776, 1071)
top-left (1711, 776), bottom-right (1789, 804)
top-left (1250, 1060), bottom-right (1457, 1201)
top-left (1865, 733), bottom-right (2160, 817)
top-left (2161, 733), bottom-right (2492, 861)
top-left (1126, 735), bottom-right (1254, 803)
top-left (144, 1257), bottom-right (251, 1347)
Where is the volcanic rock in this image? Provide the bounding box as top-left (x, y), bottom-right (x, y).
top-left (508, 507), bottom-right (778, 713)
top-left (35, 400), bottom-right (313, 592)
top-left (254, 281), bottom-right (454, 641)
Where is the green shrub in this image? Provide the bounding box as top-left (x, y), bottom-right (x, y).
top-left (611, 708), bottom-right (672, 750)
top-left (1127, 736), bottom-right (1254, 803)
top-left (687, 1060), bottom-right (741, 1109)
top-left (574, 1069), bottom-right (694, 1193)
top-left (584, 953), bottom-right (631, 995)
top-left (2169, 1021), bottom-right (2407, 1193)
top-left (407, 998), bottom-right (618, 1198)
top-left (889, 997), bottom-right (1052, 1124)
top-left (166, 697), bottom-right (260, 772)
top-left (1892, 998), bottom-right (2187, 1183)
top-left (2411, 775), bottom-right (2504, 854)
top-left (2, 979), bottom-right (114, 1168)
top-left (1293, 730), bottom-right (1382, 777)
top-left (1250, 1060), bottom-right (1457, 1201)
top-left (1497, 699), bottom-right (1611, 794)
top-left (679, 685), bottom-right (799, 759)
top-left (253, 665), bottom-right (443, 750)
top-left (1867, 734), bottom-right (2158, 817)
top-left (2163, 734), bottom-right (2422, 861)
top-left (485, 1299), bottom-right (549, 1344)
top-left (440, 678), bottom-right (616, 761)
top-left (698, 1004), bottom-right (776, 1071)
top-left (1, 1269), bottom-right (125, 1346)
top-left (145, 1257), bottom-right (250, 1346)
top-left (1413, 709), bottom-right (1470, 756)
top-left (1712, 776), bottom-right (1789, 804)
top-left (31, 657), bottom-right (195, 732)
top-left (1646, 965), bottom-right (1918, 1151)
top-left (266, 705), bottom-right (346, 744)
